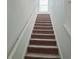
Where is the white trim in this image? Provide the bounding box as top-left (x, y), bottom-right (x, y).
top-left (64, 24), bottom-right (71, 36)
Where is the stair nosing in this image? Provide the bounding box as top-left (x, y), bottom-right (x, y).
top-left (31, 39), bottom-right (56, 41)
top-left (26, 53), bottom-right (60, 58)
top-left (28, 45), bottom-right (58, 48)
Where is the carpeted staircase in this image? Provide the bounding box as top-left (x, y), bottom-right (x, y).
top-left (24, 14), bottom-right (61, 59)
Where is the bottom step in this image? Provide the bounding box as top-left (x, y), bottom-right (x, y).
top-left (25, 53), bottom-right (60, 59)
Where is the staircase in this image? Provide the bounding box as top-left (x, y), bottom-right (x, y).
top-left (24, 14), bottom-right (61, 59)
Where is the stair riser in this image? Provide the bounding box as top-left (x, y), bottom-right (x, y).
top-left (28, 47), bottom-right (58, 54)
top-left (36, 21), bottom-right (51, 23)
top-left (30, 40), bottom-right (56, 46)
top-left (33, 30), bottom-right (54, 34)
top-left (37, 17), bottom-right (50, 19)
top-left (25, 57), bottom-right (60, 59)
top-left (37, 15), bottom-right (50, 17)
top-left (35, 24), bottom-right (52, 26)
top-left (34, 27), bottom-right (53, 29)
top-left (31, 35), bottom-right (55, 39)
top-left (35, 22), bottom-right (51, 24)
top-left (37, 17), bottom-right (50, 20)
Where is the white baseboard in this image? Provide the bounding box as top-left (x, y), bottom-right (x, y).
top-left (64, 24), bottom-right (71, 36)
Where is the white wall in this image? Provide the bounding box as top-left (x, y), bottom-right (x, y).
top-left (64, 0), bottom-right (71, 35)
top-left (8, 11), bottom-right (37, 59)
top-left (49, 0), bottom-right (71, 59)
top-left (7, 0), bottom-right (37, 57)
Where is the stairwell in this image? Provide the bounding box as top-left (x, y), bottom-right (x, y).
top-left (24, 14), bottom-right (61, 59)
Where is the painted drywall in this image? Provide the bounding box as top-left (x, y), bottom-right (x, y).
top-left (49, 0), bottom-right (71, 59)
top-left (7, 0), bottom-right (37, 56)
top-left (8, 10), bottom-right (37, 59)
top-left (64, 0), bottom-right (71, 36)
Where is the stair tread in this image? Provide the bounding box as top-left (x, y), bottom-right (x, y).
top-left (26, 53), bottom-right (60, 58)
top-left (28, 45), bottom-right (58, 48)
